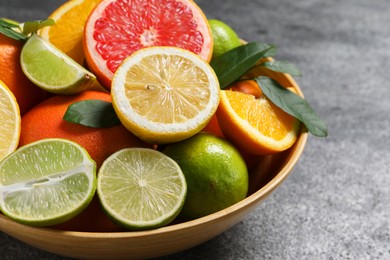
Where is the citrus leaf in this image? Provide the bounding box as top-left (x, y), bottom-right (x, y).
top-left (22, 19), bottom-right (55, 35)
top-left (0, 26), bottom-right (26, 40)
top-left (260, 60), bottom-right (302, 76)
top-left (0, 18), bottom-right (26, 40)
top-left (210, 41), bottom-right (277, 89)
top-left (0, 18), bottom-right (19, 28)
top-left (63, 100), bottom-right (121, 128)
top-left (255, 76), bottom-right (327, 137)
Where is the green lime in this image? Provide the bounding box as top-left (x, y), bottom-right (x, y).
top-left (97, 148), bottom-right (187, 230)
top-left (208, 19), bottom-right (241, 59)
top-left (0, 138), bottom-right (96, 227)
top-left (163, 133), bottom-right (248, 220)
top-left (20, 33), bottom-right (102, 94)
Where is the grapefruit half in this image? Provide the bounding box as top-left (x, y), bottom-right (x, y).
top-left (83, 0), bottom-right (213, 88)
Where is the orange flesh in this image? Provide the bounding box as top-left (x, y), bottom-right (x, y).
top-left (224, 90), bottom-right (296, 141)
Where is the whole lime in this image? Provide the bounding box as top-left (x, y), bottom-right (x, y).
top-left (208, 19), bottom-right (241, 59)
top-left (163, 133), bottom-right (248, 220)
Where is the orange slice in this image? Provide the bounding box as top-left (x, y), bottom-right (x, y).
top-left (216, 80), bottom-right (300, 155)
top-left (39, 0), bottom-right (102, 65)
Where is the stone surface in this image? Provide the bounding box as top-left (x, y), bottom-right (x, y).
top-left (0, 0), bottom-right (389, 259)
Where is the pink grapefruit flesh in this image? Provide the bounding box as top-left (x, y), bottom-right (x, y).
top-left (83, 0), bottom-right (213, 88)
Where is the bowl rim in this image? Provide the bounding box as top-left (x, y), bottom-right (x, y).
top-left (0, 130), bottom-right (307, 239)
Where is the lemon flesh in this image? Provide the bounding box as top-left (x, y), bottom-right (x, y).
top-left (0, 138), bottom-right (96, 226)
top-left (0, 81), bottom-right (20, 161)
top-left (111, 46), bottom-right (220, 144)
top-left (97, 148), bottom-right (187, 230)
top-left (20, 33), bottom-right (100, 94)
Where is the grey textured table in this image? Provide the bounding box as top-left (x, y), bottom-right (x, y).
top-left (1, 0), bottom-right (389, 259)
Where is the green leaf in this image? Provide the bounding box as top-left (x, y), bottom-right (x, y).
top-left (22, 19), bottom-right (55, 36)
top-left (260, 60), bottom-right (302, 76)
top-left (0, 18), bottom-right (20, 28)
top-left (0, 18), bottom-right (26, 40)
top-left (0, 26), bottom-right (26, 40)
top-left (210, 41), bottom-right (277, 89)
top-left (63, 100), bottom-right (121, 128)
top-left (255, 76), bottom-right (327, 137)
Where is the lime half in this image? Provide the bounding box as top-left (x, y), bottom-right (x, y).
top-left (0, 138), bottom-right (96, 226)
top-left (97, 148), bottom-right (187, 230)
top-left (20, 33), bottom-right (102, 94)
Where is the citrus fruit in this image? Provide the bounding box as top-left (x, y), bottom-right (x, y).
top-left (111, 46), bottom-right (220, 144)
top-left (226, 79), bottom-right (262, 98)
top-left (39, 0), bottom-right (102, 65)
top-left (0, 33), bottom-right (47, 115)
top-left (53, 195), bottom-right (123, 232)
top-left (0, 138), bottom-right (96, 227)
top-left (97, 148), bottom-right (187, 230)
top-left (19, 90), bottom-right (151, 168)
top-left (216, 80), bottom-right (301, 155)
top-left (20, 33), bottom-right (102, 94)
top-left (201, 114), bottom-right (224, 138)
top-left (163, 133), bottom-right (248, 220)
top-left (83, 0), bottom-right (213, 88)
top-left (0, 80), bottom-right (21, 161)
top-left (208, 19), bottom-right (241, 59)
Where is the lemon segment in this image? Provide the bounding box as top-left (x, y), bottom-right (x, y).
top-left (111, 46), bottom-right (220, 144)
top-left (0, 80), bottom-right (21, 161)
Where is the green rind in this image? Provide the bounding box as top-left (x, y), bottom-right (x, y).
top-left (97, 148), bottom-right (187, 230)
top-left (0, 138), bottom-right (97, 227)
top-left (163, 133), bottom-right (248, 220)
top-left (20, 34), bottom-right (98, 94)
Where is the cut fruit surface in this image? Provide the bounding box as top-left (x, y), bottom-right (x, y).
top-left (83, 0), bottom-right (213, 88)
top-left (20, 34), bottom-right (101, 94)
top-left (97, 148), bottom-right (186, 230)
top-left (39, 0), bottom-right (102, 65)
top-left (0, 138), bottom-right (96, 226)
top-left (111, 46), bottom-right (220, 144)
top-left (217, 83), bottom-right (301, 155)
top-left (0, 80), bottom-right (21, 161)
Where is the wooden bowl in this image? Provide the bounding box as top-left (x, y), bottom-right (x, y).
top-left (0, 70), bottom-right (308, 259)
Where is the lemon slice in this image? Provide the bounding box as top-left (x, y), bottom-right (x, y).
top-left (0, 80), bottom-right (21, 161)
top-left (111, 46), bottom-right (220, 144)
top-left (97, 148), bottom-right (187, 230)
top-left (20, 33), bottom-right (102, 94)
top-left (0, 138), bottom-right (96, 226)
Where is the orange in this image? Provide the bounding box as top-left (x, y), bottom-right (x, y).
top-left (226, 79), bottom-right (262, 98)
top-left (19, 90), bottom-right (152, 168)
top-left (0, 34), bottom-right (48, 115)
top-left (39, 0), bottom-right (103, 65)
top-left (83, 0), bottom-right (213, 88)
top-left (216, 80), bottom-right (301, 155)
top-left (53, 195), bottom-right (123, 232)
top-left (201, 114), bottom-right (224, 138)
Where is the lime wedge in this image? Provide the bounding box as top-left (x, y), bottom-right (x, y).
top-left (0, 138), bottom-right (96, 226)
top-left (97, 148), bottom-right (187, 230)
top-left (20, 33), bottom-right (102, 94)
